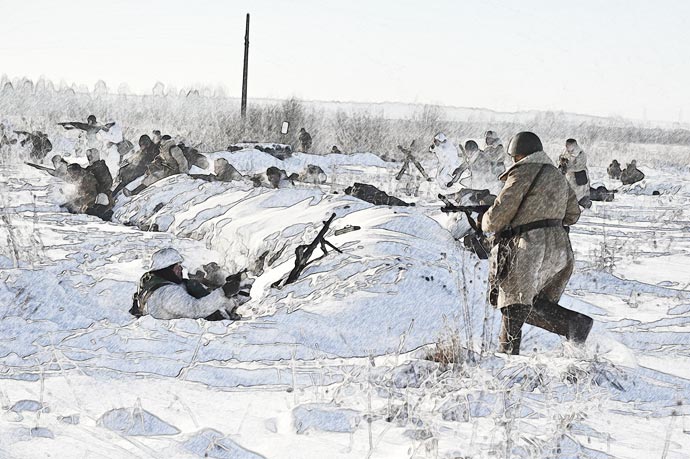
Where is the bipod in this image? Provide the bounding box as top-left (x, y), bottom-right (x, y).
top-left (273, 213), bottom-right (343, 288)
top-left (395, 140), bottom-right (431, 181)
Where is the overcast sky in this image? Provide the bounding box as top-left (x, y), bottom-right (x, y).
top-left (1, 0), bottom-right (688, 122)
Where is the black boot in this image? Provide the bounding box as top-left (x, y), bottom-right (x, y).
top-left (498, 304), bottom-right (530, 355)
top-left (568, 313), bottom-right (593, 343)
top-left (531, 296), bottom-right (593, 344)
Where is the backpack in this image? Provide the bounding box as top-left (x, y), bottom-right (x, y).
top-left (129, 272), bottom-right (173, 317)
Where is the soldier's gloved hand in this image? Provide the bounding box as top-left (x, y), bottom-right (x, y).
top-left (222, 270), bottom-right (254, 300)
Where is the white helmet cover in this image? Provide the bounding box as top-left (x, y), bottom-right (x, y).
top-left (149, 248), bottom-right (184, 271)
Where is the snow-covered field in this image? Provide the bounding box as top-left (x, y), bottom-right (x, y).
top-left (2, 146), bottom-right (690, 458)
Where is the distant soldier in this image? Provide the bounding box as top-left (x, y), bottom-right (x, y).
top-left (430, 132), bottom-right (462, 188)
top-left (51, 155), bottom-right (69, 179)
top-left (481, 131), bottom-right (593, 355)
top-left (16, 130), bottom-right (52, 162)
top-left (484, 130), bottom-right (506, 176)
top-left (213, 158), bottom-right (243, 182)
top-left (331, 145), bottom-right (342, 154)
top-left (559, 138), bottom-right (591, 208)
top-left (299, 164), bottom-right (328, 184)
top-left (152, 130), bottom-right (163, 146)
top-left (449, 139), bottom-right (496, 188)
top-left (58, 115), bottom-right (115, 135)
top-left (125, 139), bottom-right (189, 196)
top-left (86, 149), bottom-right (113, 194)
top-left (113, 135), bottom-right (160, 195)
top-left (298, 128), bottom-right (312, 152)
top-left (621, 160), bottom-right (645, 185)
top-left (178, 142), bottom-right (209, 170)
top-left (189, 262), bottom-right (230, 290)
top-left (83, 149), bottom-right (114, 219)
top-left (607, 160), bottom-right (622, 180)
top-left (345, 182), bottom-right (413, 207)
top-left (65, 163), bottom-right (99, 214)
top-left (58, 115), bottom-right (114, 154)
top-left (266, 166), bottom-right (294, 189)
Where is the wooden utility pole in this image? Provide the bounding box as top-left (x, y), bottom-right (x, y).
top-left (241, 13), bottom-right (250, 118)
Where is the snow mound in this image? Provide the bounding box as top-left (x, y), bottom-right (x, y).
top-left (114, 174), bottom-right (489, 360)
top-left (57, 414), bottom-right (80, 425)
top-left (292, 403), bottom-right (361, 434)
top-left (98, 407), bottom-right (180, 436)
top-left (10, 400), bottom-right (48, 413)
top-left (182, 428), bottom-right (265, 459)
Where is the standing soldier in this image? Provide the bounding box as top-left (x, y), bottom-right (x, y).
top-left (430, 132), bottom-right (462, 188)
top-left (559, 138), bottom-right (591, 208)
top-left (298, 128), bottom-right (312, 152)
top-left (481, 132), bottom-right (593, 355)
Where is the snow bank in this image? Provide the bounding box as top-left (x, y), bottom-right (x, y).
top-left (113, 173), bottom-right (488, 361)
top-left (183, 429), bottom-right (265, 458)
top-left (98, 407), bottom-right (180, 436)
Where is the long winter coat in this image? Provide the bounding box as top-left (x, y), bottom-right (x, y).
top-left (481, 151), bottom-right (581, 308)
top-left (559, 146), bottom-right (590, 202)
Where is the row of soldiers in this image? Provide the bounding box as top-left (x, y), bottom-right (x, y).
top-left (19, 116), bottom-right (333, 220)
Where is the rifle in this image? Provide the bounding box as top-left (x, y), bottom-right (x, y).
top-left (438, 194), bottom-right (491, 259)
top-left (25, 162), bottom-right (58, 176)
top-left (274, 213), bottom-right (342, 287)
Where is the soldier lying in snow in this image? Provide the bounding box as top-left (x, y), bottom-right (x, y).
top-left (590, 185), bottom-right (615, 202)
top-left (299, 164), bottom-right (327, 184)
top-left (131, 248), bottom-right (253, 320)
top-left (250, 166), bottom-right (296, 189)
top-left (345, 182), bottom-right (413, 207)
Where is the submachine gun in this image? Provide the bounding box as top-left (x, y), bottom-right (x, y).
top-left (439, 194), bottom-right (491, 259)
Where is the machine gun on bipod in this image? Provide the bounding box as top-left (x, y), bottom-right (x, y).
top-left (273, 213), bottom-right (343, 287)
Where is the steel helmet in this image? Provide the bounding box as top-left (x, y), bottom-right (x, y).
top-left (507, 132), bottom-right (543, 157)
